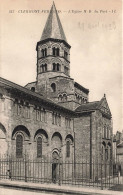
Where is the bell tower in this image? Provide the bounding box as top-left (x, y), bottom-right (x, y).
top-left (25, 2), bottom-right (89, 110)
top-left (36, 2), bottom-right (71, 95)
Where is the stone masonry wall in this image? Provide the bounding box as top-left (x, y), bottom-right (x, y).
top-left (0, 88), bottom-right (74, 161)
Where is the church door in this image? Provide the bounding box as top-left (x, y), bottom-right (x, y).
top-left (52, 163), bottom-right (58, 183)
top-left (52, 151), bottom-right (59, 183)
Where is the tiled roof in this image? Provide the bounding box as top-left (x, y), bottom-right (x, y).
top-left (75, 101), bottom-right (100, 112)
top-left (0, 77), bottom-right (75, 114)
top-left (74, 82), bottom-right (89, 94)
top-left (0, 77), bottom-right (111, 117)
top-left (41, 2), bottom-right (67, 42)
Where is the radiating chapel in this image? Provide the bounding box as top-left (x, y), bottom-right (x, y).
top-left (0, 2), bottom-right (112, 166)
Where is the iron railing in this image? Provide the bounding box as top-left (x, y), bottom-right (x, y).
top-left (0, 156), bottom-right (122, 190)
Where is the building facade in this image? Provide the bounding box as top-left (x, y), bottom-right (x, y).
top-left (0, 3), bottom-right (113, 181)
top-left (113, 131), bottom-right (123, 176)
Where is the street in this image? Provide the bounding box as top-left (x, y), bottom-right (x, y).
top-left (0, 187), bottom-right (55, 195)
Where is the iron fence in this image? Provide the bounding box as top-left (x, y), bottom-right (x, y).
top-left (0, 156), bottom-right (122, 190)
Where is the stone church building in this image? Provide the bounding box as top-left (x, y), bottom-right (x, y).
top-left (0, 3), bottom-right (112, 179)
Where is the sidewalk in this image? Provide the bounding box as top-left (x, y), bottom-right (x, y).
top-left (0, 180), bottom-right (123, 195)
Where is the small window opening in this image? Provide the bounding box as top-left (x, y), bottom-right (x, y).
top-left (31, 87), bottom-right (35, 92)
top-left (51, 83), bottom-right (56, 92)
top-left (66, 140), bottom-right (70, 157)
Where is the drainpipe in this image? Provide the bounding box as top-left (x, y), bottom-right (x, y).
top-left (90, 112), bottom-right (92, 179)
top-left (73, 118), bottom-right (76, 178)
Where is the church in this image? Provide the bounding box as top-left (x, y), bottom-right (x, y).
top-left (0, 2), bottom-right (112, 180)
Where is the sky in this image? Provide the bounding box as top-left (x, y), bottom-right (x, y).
top-left (0, 0), bottom-right (122, 134)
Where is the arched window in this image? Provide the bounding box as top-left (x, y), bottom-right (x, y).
top-left (45, 48), bottom-right (47, 56)
top-left (52, 47), bottom-right (55, 56)
top-left (66, 140), bottom-right (70, 157)
top-left (64, 51), bottom-right (68, 60)
top-left (37, 137), bottom-right (42, 158)
top-left (57, 63), bottom-right (60, 71)
top-left (41, 64), bottom-right (47, 72)
top-left (16, 134), bottom-right (23, 158)
top-left (84, 99), bottom-right (87, 103)
top-left (52, 63), bottom-right (60, 71)
top-left (41, 49), bottom-right (44, 57)
top-left (56, 48), bottom-right (59, 56)
top-left (53, 63), bottom-right (56, 71)
top-left (42, 64), bottom-right (45, 72)
top-left (52, 47), bottom-right (59, 56)
top-left (82, 98), bottom-right (84, 103)
top-left (31, 87), bottom-right (35, 92)
top-left (51, 83), bottom-right (56, 92)
top-left (63, 94), bottom-right (67, 102)
top-left (45, 63), bottom-right (47, 71)
top-left (41, 48), bottom-right (47, 57)
top-left (58, 95), bottom-right (62, 102)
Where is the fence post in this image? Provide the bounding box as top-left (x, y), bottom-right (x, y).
top-left (118, 165), bottom-right (120, 184)
top-left (58, 150), bottom-right (61, 186)
top-left (101, 160), bottom-right (103, 190)
top-left (58, 160), bottom-right (61, 185)
top-left (25, 155), bottom-right (27, 182)
top-left (9, 156), bottom-right (12, 180)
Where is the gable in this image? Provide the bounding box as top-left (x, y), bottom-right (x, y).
top-left (98, 97), bottom-right (111, 117)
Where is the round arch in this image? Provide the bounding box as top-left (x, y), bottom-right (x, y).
top-left (12, 125), bottom-right (30, 140)
top-left (34, 129), bottom-right (48, 140)
top-left (51, 58), bottom-right (62, 65)
top-left (62, 94), bottom-right (67, 101)
top-left (65, 134), bottom-right (74, 143)
top-left (40, 44), bottom-right (48, 50)
top-left (39, 59), bottom-right (48, 65)
top-left (0, 123), bottom-right (6, 138)
top-left (52, 132), bottom-right (62, 141)
top-left (0, 123), bottom-right (7, 155)
top-left (58, 94), bottom-right (63, 102)
top-left (51, 43), bottom-right (61, 49)
top-left (63, 93), bottom-right (67, 97)
top-left (52, 149), bottom-right (59, 160)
